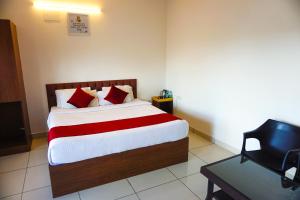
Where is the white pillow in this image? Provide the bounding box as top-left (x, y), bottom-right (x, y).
top-left (87, 90), bottom-right (99, 107)
top-left (102, 85), bottom-right (134, 103)
top-left (55, 87), bottom-right (91, 109)
top-left (97, 91), bottom-right (112, 106)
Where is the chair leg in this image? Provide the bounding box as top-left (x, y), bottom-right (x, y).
top-left (240, 155), bottom-right (248, 164)
top-left (296, 154), bottom-right (300, 178)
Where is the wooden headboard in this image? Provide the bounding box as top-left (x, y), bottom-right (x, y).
top-left (46, 79), bottom-right (137, 111)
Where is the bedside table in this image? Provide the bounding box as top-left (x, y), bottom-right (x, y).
top-left (152, 96), bottom-right (173, 114)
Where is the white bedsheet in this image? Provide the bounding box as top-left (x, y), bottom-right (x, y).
top-left (47, 99), bottom-right (189, 165)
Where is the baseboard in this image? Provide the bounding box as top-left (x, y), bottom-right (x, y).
top-left (213, 139), bottom-right (240, 154)
top-left (189, 127), bottom-right (213, 142)
top-left (189, 126), bottom-right (240, 154)
top-left (31, 132), bottom-right (47, 138)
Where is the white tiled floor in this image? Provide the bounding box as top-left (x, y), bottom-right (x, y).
top-left (28, 148), bottom-right (48, 167)
top-left (118, 194), bottom-right (139, 200)
top-left (137, 180), bottom-right (199, 200)
top-left (22, 187), bottom-right (80, 200)
top-left (168, 153), bottom-right (206, 179)
top-left (0, 132), bottom-right (234, 200)
top-left (0, 194), bottom-right (22, 200)
top-left (190, 144), bottom-right (234, 164)
top-left (79, 180), bottom-right (134, 200)
top-left (180, 173), bottom-right (212, 200)
top-left (128, 168), bottom-right (176, 192)
top-left (23, 164), bottom-right (51, 192)
top-left (0, 153), bottom-right (28, 173)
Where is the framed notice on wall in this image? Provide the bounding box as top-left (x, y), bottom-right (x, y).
top-left (68, 13), bottom-right (89, 35)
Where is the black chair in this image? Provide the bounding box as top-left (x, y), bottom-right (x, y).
top-left (241, 119), bottom-right (300, 177)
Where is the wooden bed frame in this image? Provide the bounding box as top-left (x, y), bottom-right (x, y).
top-left (46, 79), bottom-right (189, 198)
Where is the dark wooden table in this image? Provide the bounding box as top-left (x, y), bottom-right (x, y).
top-left (201, 155), bottom-right (300, 200)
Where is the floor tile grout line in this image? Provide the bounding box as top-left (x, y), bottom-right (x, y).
top-left (126, 178), bottom-right (142, 199)
top-left (0, 167), bottom-right (28, 175)
top-left (126, 179), bottom-right (137, 193)
top-left (0, 152), bottom-right (28, 161)
top-left (190, 142), bottom-right (235, 155)
top-left (136, 193), bottom-right (141, 200)
top-left (0, 162), bottom-right (48, 175)
top-left (190, 149), bottom-right (234, 165)
top-left (30, 146), bottom-right (48, 151)
top-left (136, 192), bottom-right (141, 200)
top-left (21, 162), bottom-right (50, 196)
top-left (188, 151), bottom-right (208, 164)
top-left (133, 178), bottom-right (178, 194)
top-left (27, 162), bottom-right (49, 169)
top-left (167, 155), bottom-right (205, 200)
top-left (113, 192), bottom-right (138, 200)
top-left (114, 145), bottom-right (231, 200)
top-left (27, 151), bottom-right (31, 168)
top-left (0, 151), bottom-right (29, 175)
top-left (98, 151), bottom-right (203, 199)
top-left (22, 185), bottom-right (51, 195)
top-left (189, 143), bottom-right (212, 151)
top-left (166, 167), bottom-right (180, 180)
top-left (126, 171), bottom-right (203, 200)
top-left (189, 132), bottom-right (212, 140)
top-left (178, 178), bottom-right (202, 200)
top-left (20, 152), bottom-right (30, 200)
top-left (31, 146), bottom-right (49, 151)
top-left (177, 171), bottom-right (201, 180)
top-left (0, 193), bottom-right (22, 200)
top-left (166, 164), bottom-right (202, 181)
top-left (124, 168), bottom-right (180, 195)
top-left (26, 148), bottom-right (48, 168)
top-left (27, 162), bottom-right (48, 169)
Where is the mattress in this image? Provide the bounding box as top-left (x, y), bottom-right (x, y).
top-left (47, 99), bottom-right (189, 165)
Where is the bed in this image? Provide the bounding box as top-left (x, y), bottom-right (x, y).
top-left (46, 79), bottom-right (189, 197)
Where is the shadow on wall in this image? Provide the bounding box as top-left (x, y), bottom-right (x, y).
top-left (174, 108), bottom-right (213, 140)
top-left (292, 0), bottom-right (300, 7)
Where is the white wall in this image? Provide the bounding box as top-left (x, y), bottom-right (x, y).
top-left (166, 0), bottom-right (300, 152)
top-left (0, 0), bottom-right (166, 133)
top-left (2, 0), bottom-right (300, 152)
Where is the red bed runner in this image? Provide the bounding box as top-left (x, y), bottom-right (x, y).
top-left (48, 113), bottom-right (180, 142)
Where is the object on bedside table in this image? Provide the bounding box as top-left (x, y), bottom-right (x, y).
top-left (152, 96), bottom-right (173, 114)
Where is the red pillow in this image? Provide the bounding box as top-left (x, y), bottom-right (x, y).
top-left (104, 85), bottom-right (128, 104)
top-left (67, 87), bottom-right (95, 108)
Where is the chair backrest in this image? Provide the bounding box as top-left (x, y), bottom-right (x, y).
top-left (259, 119), bottom-right (300, 157)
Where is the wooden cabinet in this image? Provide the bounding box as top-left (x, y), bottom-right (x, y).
top-left (152, 96), bottom-right (173, 114)
top-left (0, 19), bottom-right (31, 156)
